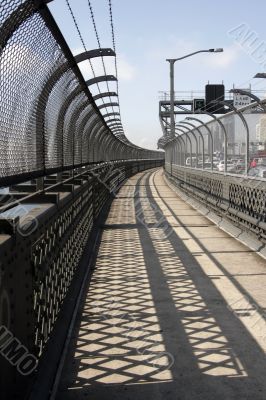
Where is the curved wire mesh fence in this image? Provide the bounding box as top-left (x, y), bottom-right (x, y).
top-left (0, 1), bottom-right (163, 187)
top-left (161, 100), bottom-right (266, 176)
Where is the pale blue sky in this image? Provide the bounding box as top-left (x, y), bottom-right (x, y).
top-left (49, 0), bottom-right (266, 149)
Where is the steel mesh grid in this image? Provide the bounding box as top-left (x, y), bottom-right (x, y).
top-left (62, 92), bottom-right (89, 166)
top-left (0, 1), bottom-right (111, 182)
top-left (83, 115), bottom-right (102, 162)
top-left (0, 1), bottom-right (163, 186)
top-left (0, 6), bottom-right (68, 176)
top-left (0, 1), bottom-right (29, 26)
top-left (44, 72), bottom-right (78, 169)
top-left (69, 102), bottom-right (91, 165)
top-left (74, 104), bottom-right (94, 164)
top-left (79, 109), bottom-right (98, 163)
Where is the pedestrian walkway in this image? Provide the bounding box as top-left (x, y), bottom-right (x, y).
top-left (55, 168), bottom-right (266, 400)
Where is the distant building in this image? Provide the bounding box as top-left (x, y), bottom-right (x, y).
top-left (256, 115), bottom-right (266, 145)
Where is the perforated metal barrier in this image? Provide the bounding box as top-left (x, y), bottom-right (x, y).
top-left (165, 163), bottom-right (266, 245)
top-left (0, 159), bottom-right (163, 399)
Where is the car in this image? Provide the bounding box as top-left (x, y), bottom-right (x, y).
top-left (234, 160), bottom-right (246, 173)
top-left (217, 161), bottom-right (235, 172)
top-left (230, 158), bottom-right (240, 165)
top-left (257, 157), bottom-right (266, 166)
top-left (212, 157), bottom-right (220, 166)
top-left (197, 162), bottom-right (218, 170)
top-left (248, 166), bottom-right (266, 178)
top-left (185, 157), bottom-right (197, 167)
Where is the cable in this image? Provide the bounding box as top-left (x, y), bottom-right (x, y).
top-left (108, 0), bottom-right (132, 143)
top-left (65, 0), bottom-right (110, 118)
top-left (66, 0), bottom-right (132, 145)
top-left (87, 0), bottom-right (121, 133)
top-left (108, 0), bottom-right (120, 113)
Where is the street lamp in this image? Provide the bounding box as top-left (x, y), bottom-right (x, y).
top-left (166, 48), bottom-right (223, 138)
top-left (254, 73), bottom-right (266, 78)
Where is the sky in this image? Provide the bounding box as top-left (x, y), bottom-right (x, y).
top-left (49, 0), bottom-right (266, 150)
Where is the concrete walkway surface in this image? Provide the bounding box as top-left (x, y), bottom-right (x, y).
top-left (55, 168), bottom-right (266, 400)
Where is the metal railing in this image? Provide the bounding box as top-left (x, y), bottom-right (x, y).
top-left (165, 162), bottom-right (266, 246)
top-left (159, 99), bottom-right (266, 175)
top-left (0, 158), bottom-right (163, 399)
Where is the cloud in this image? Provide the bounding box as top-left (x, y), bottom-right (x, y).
top-left (117, 55), bottom-right (137, 81)
top-left (202, 44), bottom-right (241, 68)
top-left (147, 36), bottom-right (199, 61)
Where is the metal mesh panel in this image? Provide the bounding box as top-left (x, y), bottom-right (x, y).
top-left (44, 72), bottom-right (78, 169)
top-left (75, 105), bottom-right (93, 164)
top-left (83, 116), bottom-right (102, 163)
top-left (0, 1), bottom-right (99, 182)
top-left (63, 92), bottom-right (88, 166)
top-left (0, 1), bottom-right (163, 186)
top-left (0, 7), bottom-right (61, 176)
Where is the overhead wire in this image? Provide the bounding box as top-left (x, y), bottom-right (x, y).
top-left (108, 0), bottom-right (132, 144)
top-left (87, 0), bottom-right (123, 136)
top-left (65, 0), bottom-right (135, 146)
top-left (65, 0), bottom-right (110, 119)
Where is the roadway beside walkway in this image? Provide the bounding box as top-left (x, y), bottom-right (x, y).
top-left (55, 168), bottom-right (266, 400)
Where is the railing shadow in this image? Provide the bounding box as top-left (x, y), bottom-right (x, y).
top-left (55, 169), bottom-right (266, 400)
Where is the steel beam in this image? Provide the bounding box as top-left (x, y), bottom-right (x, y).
top-left (108, 122), bottom-right (123, 128)
top-left (102, 112), bottom-right (120, 118)
top-left (106, 118), bottom-right (121, 125)
top-left (75, 48), bottom-right (115, 63)
top-left (86, 75), bottom-right (117, 86)
top-left (93, 92), bottom-right (118, 101)
top-left (98, 102), bottom-right (119, 110)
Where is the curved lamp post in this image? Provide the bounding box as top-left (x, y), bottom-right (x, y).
top-left (174, 128), bottom-right (186, 165)
top-left (176, 123), bottom-right (199, 168)
top-left (175, 127), bottom-right (192, 166)
top-left (214, 100), bottom-right (250, 174)
top-left (186, 116), bottom-right (214, 170)
top-left (173, 103), bottom-right (226, 171)
top-left (194, 110), bottom-right (228, 173)
top-left (179, 120), bottom-right (205, 168)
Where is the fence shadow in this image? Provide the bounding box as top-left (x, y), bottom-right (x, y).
top-left (55, 169), bottom-right (266, 400)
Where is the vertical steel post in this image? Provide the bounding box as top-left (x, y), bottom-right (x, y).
top-left (169, 60), bottom-right (175, 138)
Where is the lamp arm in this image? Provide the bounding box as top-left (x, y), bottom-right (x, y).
top-left (166, 50), bottom-right (210, 63)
